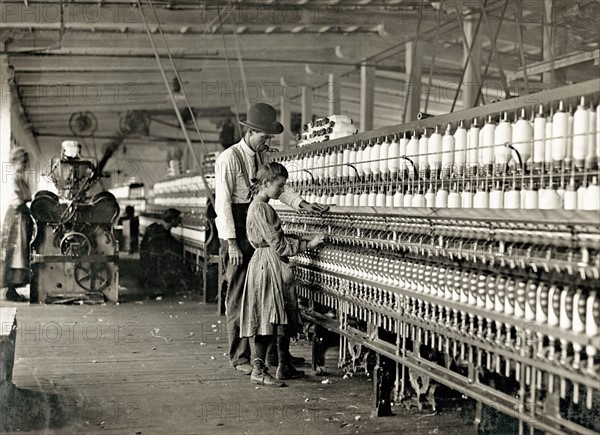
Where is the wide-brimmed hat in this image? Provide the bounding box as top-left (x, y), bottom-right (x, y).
top-left (239, 103), bottom-right (284, 135)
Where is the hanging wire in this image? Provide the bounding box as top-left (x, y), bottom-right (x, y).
top-left (423, 13), bottom-right (441, 114)
top-left (229, 0), bottom-right (250, 114)
top-left (477, 0), bottom-right (510, 99)
top-left (401, 7), bottom-right (423, 124)
top-left (475, 0), bottom-right (510, 105)
top-left (146, 0), bottom-right (211, 161)
top-left (298, 2), bottom-right (510, 107)
top-left (136, 0), bottom-right (215, 205)
top-left (515, 0), bottom-right (530, 89)
top-left (450, 4), bottom-right (485, 112)
top-left (234, 33), bottom-right (249, 114)
top-left (216, 2), bottom-right (243, 138)
top-left (456, 3), bottom-right (487, 102)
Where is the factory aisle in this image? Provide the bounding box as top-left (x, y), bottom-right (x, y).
top-left (3, 293), bottom-right (477, 434)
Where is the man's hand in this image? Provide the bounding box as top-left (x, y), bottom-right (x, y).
top-left (300, 201), bottom-right (330, 213)
top-left (227, 240), bottom-right (243, 266)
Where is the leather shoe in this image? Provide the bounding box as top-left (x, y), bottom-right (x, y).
top-left (276, 364), bottom-right (305, 380)
top-left (4, 290), bottom-right (28, 302)
top-left (289, 355), bottom-right (306, 366)
top-left (233, 363), bottom-right (253, 375)
top-left (267, 355), bottom-right (305, 367)
top-left (251, 370), bottom-right (285, 387)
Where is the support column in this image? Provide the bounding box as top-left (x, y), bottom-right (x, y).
top-left (543, 0), bottom-right (566, 85)
top-left (301, 86), bottom-right (313, 128)
top-left (0, 53), bottom-right (13, 229)
top-left (360, 62), bottom-right (375, 132)
top-left (463, 15), bottom-right (482, 108)
top-left (279, 78), bottom-right (291, 151)
top-left (404, 41), bottom-right (422, 122)
top-left (327, 73), bottom-right (341, 117)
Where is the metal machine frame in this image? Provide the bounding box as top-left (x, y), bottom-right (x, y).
top-left (272, 80), bottom-right (600, 434)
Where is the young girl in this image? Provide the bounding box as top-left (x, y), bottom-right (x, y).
top-left (240, 162), bottom-right (325, 387)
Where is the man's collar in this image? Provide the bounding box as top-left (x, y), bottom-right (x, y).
top-left (239, 137), bottom-right (256, 156)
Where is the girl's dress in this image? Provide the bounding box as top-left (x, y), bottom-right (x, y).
top-left (240, 200), bottom-right (306, 337)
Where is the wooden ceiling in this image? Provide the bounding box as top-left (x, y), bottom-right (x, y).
top-left (1, 0), bottom-right (598, 186)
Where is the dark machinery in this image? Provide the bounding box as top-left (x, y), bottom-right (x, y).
top-left (28, 113), bottom-right (142, 303)
top-left (29, 145), bottom-right (120, 303)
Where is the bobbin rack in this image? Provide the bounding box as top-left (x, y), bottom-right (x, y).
top-left (271, 79), bottom-right (600, 434)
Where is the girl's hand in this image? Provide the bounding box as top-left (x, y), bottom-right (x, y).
top-left (307, 234), bottom-right (326, 249)
top-left (299, 201), bottom-right (330, 213)
top-left (307, 203), bottom-right (330, 213)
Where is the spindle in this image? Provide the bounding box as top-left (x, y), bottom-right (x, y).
top-left (371, 138), bottom-right (382, 179)
top-left (442, 124), bottom-right (455, 178)
top-left (388, 135), bottom-right (400, 178)
top-left (494, 112), bottom-right (512, 172)
top-left (587, 106), bottom-right (597, 170)
top-left (552, 101), bottom-right (569, 170)
top-left (428, 126), bottom-right (443, 177)
top-left (468, 118), bottom-right (480, 176)
top-left (582, 176), bottom-right (600, 210)
top-left (533, 105), bottom-right (546, 172)
top-left (512, 108), bottom-right (533, 171)
top-left (481, 116), bottom-right (496, 174)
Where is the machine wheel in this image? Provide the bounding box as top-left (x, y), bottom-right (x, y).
top-left (60, 232), bottom-right (92, 256)
top-left (75, 262), bottom-right (110, 292)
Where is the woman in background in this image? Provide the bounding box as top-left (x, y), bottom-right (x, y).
top-left (1, 147), bottom-right (34, 302)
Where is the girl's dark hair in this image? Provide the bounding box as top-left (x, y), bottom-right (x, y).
top-left (162, 207), bottom-right (181, 224)
top-left (250, 162), bottom-right (288, 196)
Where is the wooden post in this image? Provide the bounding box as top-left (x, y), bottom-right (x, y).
top-left (542, 0), bottom-right (554, 85)
top-left (0, 53), bottom-right (13, 229)
top-left (543, 0), bottom-right (566, 85)
top-left (463, 15), bottom-right (482, 108)
top-left (279, 78), bottom-right (291, 151)
top-left (360, 62), bottom-right (375, 132)
top-left (301, 86), bottom-right (313, 128)
top-left (327, 73), bottom-right (341, 117)
top-left (404, 41), bottom-right (422, 122)
top-left (373, 352), bottom-right (395, 416)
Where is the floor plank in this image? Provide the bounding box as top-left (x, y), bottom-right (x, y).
top-left (3, 280), bottom-right (476, 434)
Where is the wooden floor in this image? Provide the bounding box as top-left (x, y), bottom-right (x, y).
top-left (2, 264), bottom-right (477, 435)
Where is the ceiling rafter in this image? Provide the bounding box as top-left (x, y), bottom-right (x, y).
top-left (1, 0), bottom-right (594, 165)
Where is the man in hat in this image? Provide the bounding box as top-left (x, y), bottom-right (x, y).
top-left (215, 103), bottom-right (328, 378)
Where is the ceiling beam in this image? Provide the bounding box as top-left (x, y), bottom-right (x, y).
top-left (6, 30), bottom-right (394, 54)
top-left (33, 127), bottom-right (220, 142)
top-left (0, 2), bottom-right (435, 29)
top-left (508, 49), bottom-right (600, 81)
top-left (7, 53), bottom-right (342, 71)
top-left (14, 67), bottom-right (340, 84)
